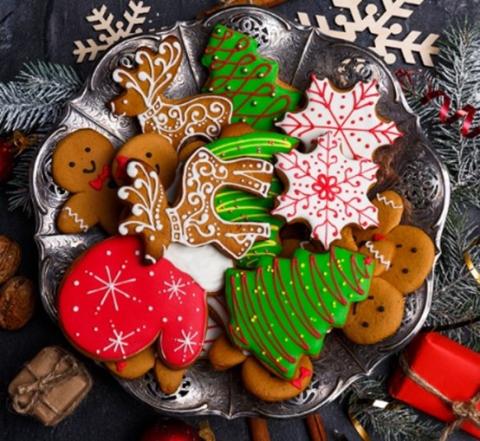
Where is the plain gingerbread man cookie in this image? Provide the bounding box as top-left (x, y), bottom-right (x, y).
top-left (53, 129), bottom-right (121, 235)
top-left (343, 278), bottom-right (405, 344)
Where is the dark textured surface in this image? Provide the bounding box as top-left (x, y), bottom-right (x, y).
top-left (0, 1), bottom-right (477, 440)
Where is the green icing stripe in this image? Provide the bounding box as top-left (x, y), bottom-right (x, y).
top-left (206, 132), bottom-right (297, 268)
top-left (202, 24), bottom-right (302, 131)
top-left (226, 247), bottom-right (374, 380)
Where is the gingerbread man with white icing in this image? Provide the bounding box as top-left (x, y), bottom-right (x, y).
top-left (53, 129), bottom-right (121, 235)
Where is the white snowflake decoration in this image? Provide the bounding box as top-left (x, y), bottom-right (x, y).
top-left (273, 132), bottom-right (379, 248)
top-left (102, 327), bottom-right (135, 357)
top-left (174, 329), bottom-right (199, 362)
top-left (161, 271), bottom-right (192, 303)
top-left (277, 75), bottom-right (402, 160)
top-left (86, 264), bottom-right (137, 312)
top-left (73, 1), bottom-right (151, 63)
top-left (297, 0), bottom-right (440, 67)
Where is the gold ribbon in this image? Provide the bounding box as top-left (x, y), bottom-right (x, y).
top-left (464, 238), bottom-right (480, 286)
top-left (12, 353), bottom-right (81, 415)
top-left (399, 354), bottom-right (480, 441)
top-left (348, 409), bottom-right (371, 441)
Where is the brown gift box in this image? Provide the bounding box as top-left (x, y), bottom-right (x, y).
top-left (8, 346), bottom-right (92, 426)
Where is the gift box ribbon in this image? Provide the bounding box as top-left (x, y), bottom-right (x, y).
top-left (12, 353), bottom-right (81, 416)
top-left (399, 354), bottom-right (480, 441)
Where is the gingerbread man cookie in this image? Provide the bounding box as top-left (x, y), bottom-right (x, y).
top-left (112, 36), bottom-right (233, 151)
top-left (112, 132), bottom-right (178, 189)
top-left (343, 278), bottom-right (405, 344)
top-left (53, 129), bottom-right (121, 234)
top-left (342, 191), bottom-right (436, 345)
top-left (58, 236), bottom-right (207, 369)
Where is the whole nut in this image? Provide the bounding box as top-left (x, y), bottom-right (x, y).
top-left (0, 235), bottom-right (21, 284)
top-left (0, 276), bottom-right (35, 330)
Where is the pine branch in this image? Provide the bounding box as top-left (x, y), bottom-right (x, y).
top-left (0, 61), bottom-right (81, 134)
top-left (345, 377), bottom-right (441, 441)
top-left (6, 131), bottom-right (49, 216)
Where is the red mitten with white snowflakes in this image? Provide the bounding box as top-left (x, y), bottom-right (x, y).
top-left (277, 75), bottom-right (402, 159)
top-left (58, 236), bottom-right (207, 369)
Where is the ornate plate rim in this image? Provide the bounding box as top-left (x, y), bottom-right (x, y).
top-left (31, 5), bottom-right (450, 419)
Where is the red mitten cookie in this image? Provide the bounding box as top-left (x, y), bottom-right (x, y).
top-left (58, 236), bottom-right (207, 368)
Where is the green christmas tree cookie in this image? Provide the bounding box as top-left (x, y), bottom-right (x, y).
top-left (202, 24), bottom-right (302, 131)
top-left (225, 247), bottom-right (374, 380)
top-left (206, 131), bottom-right (297, 268)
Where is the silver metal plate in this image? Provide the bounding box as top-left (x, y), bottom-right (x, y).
top-left (31, 6), bottom-right (450, 419)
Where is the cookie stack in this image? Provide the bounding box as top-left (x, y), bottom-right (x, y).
top-left (52, 24), bottom-right (435, 402)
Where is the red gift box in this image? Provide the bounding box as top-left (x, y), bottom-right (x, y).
top-left (389, 332), bottom-right (480, 439)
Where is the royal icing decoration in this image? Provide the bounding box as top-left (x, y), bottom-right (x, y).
top-left (112, 36), bottom-right (233, 150)
top-left (163, 243), bottom-right (233, 293)
top-left (118, 161), bottom-right (171, 263)
top-left (273, 133), bottom-right (379, 249)
top-left (202, 24), bottom-right (302, 131)
top-left (167, 147), bottom-right (274, 259)
top-left (58, 236), bottom-right (207, 368)
top-left (365, 240), bottom-right (391, 270)
top-left (277, 75), bottom-right (403, 159)
top-left (376, 192), bottom-right (403, 209)
top-left (206, 131), bottom-right (298, 268)
top-left (64, 207), bottom-right (88, 233)
top-left (226, 247), bottom-right (374, 379)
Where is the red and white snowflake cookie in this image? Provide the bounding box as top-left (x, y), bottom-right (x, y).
top-left (277, 75), bottom-right (402, 159)
top-left (58, 236), bottom-right (207, 368)
top-left (273, 133), bottom-right (379, 248)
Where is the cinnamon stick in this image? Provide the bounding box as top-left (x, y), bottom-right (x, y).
top-left (305, 414), bottom-right (328, 441)
top-left (248, 417), bottom-right (271, 441)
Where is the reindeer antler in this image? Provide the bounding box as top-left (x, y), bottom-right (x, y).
top-left (112, 36), bottom-right (183, 110)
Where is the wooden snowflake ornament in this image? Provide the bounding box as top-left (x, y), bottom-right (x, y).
top-left (277, 75), bottom-right (402, 159)
top-left (273, 133), bottom-right (379, 248)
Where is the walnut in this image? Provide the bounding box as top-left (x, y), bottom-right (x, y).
top-left (0, 276), bottom-right (35, 330)
top-left (0, 235), bottom-right (21, 284)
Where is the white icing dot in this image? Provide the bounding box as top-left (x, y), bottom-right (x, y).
top-left (135, 250), bottom-right (141, 256)
top-left (73, 280), bottom-right (80, 286)
top-left (93, 327), bottom-right (99, 332)
top-left (148, 306), bottom-right (154, 312)
top-left (196, 307), bottom-right (200, 312)
top-left (96, 350), bottom-right (100, 354)
top-left (106, 250), bottom-right (112, 256)
top-left (177, 315), bottom-right (183, 322)
top-left (73, 306), bottom-right (79, 312)
top-left (75, 332), bottom-right (80, 337)
top-left (149, 271), bottom-right (155, 277)
top-left (162, 317), bottom-right (168, 323)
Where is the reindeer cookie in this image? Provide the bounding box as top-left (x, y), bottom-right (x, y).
top-left (111, 36), bottom-right (233, 151)
top-left (53, 129), bottom-right (121, 235)
top-left (168, 147), bottom-right (273, 259)
top-left (118, 150), bottom-right (274, 262)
